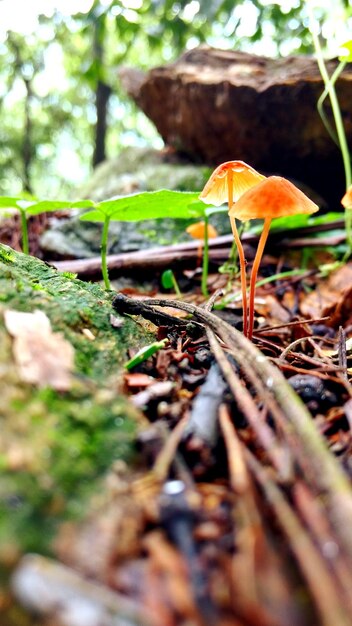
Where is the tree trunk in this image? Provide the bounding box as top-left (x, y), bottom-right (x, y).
top-left (92, 17), bottom-right (111, 168)
top-left (93, 80), bottom-right (111, 167)
top-left (23, 77), bottom-right (33, 194)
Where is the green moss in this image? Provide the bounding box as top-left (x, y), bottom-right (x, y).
top-left (0, 244), bottom-right (152, 555)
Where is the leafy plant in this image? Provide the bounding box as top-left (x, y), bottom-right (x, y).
top-left (78, 190), bottom-right (220, 291)
top-left (124, 338), bottom-right (169, 370)
top-left (0, 197), bottom-right (34, 255)
top-left (0, 190), bottom-right (224, 292)
top-left (307, 6), bottom-right (352, 257)
top-left (0, 197), bottom-right (92, 255)
top-left (161, 269), bottom-right (182, 297)
top-left (185, 212), bottom-right (219, 297)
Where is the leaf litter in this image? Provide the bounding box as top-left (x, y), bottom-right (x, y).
top-left (4, 309), bottom-right (74, 391)
top-left (9, 240), bottom-right (352, 626)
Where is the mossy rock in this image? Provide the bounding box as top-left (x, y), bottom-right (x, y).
top-left (77, 146), bottom-right (211, 202)
top-left (40, 147), bottom-right (231, 259)
top-left (0, 244), bottom-right (152, 557)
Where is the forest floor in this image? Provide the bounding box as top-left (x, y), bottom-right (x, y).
top-left (1, 213), bottom-right (352, 626)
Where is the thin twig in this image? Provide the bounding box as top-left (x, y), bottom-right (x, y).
top-left (204, 289), bottom-right (292, 479)
top-left (207, 331), bottom-right (291, 480)
top-left (273, 361), bottom-right (345, 384)
top-left (153, 416), bottom-right (190, 482)
top-left (219, 405), bottom-right (261, 606)
top-left (338, 326), bottom-right (348, 381)
top-left (293, 480), bottom-right (352, 616)
top-left (255, 316), bottom-right (330, 334)
top-left (219, 404), bottom-right (249, 494)
top-left (246, 450), bottom-right (352, 626)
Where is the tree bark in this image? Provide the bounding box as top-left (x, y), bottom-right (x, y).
top-left (23, 77), bottom-right (33, 194)
top-left (92, 18), bottom-right (111, 168)
top-left (93, 80), bottom-right (111, 167)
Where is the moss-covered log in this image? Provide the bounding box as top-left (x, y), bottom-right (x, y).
top-left (0, 244), bottom-right (151, 557)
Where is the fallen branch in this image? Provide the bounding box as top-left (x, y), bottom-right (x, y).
top-left (52, 218), bottom-right (346, 278)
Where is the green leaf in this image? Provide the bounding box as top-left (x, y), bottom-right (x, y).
top-left (0, 197), bottom-right (22, 208)
top-left (80, 190), bottom-right (205, 222)
top-left (124, 338), bottom-right (169, 370)
top-left (269, 214), bottom-right (310, 231)
top-left (72, 200), bottom-right (96, 209)
top-left (27, 199), bottom-right (95, 215)
top-left (79, 209), bottom-right (106, 222)
top-left (248, 211), bottom-right (344, 235)
top-left (205, 206), bottom-right (228, 217)
top-left (161, 269), bottom-right (175, 289)
top-left (339, 40), bottom-right (352, 62)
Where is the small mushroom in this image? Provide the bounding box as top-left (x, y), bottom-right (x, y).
top-left (186, 221), bottom-right (218, 240)
top-left (186, 220), bottom-right (218, 261)
top-left (186, 221), bottom-right (219, 294)
top-left (230, 176), bottom-right (319, 339)
top-left (200, 161), bottom-right (266, 335)
top-left (341, 185), bottom-right (352, 208)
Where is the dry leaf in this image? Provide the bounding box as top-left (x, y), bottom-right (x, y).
top-left (300, 263), bottom-right (352, 327)
top-left (4, 309), bottom-right (74, 391)
top-left (255, 294), bottom-right (291, 325)
top-left (110, 313), bottom-right (124, 328)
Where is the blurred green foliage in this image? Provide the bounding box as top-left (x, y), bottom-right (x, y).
top-left (0, 0), bottom-right (349, 197)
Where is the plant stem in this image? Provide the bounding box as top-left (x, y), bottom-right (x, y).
top-left (19, 208), bottom-right (29, 255)
top-left (172, 274), bottom-right (182, 297)
top-left (201, 213), bottom-right (209, 297)
top-left (317, 61), bottom-right (346, 147)
top-left (248, 217), bottom-right (272, 340)
top-left (101, 216), bottom-right (111, 290)
top-left (308, 6), bottom-right (352, 255)
top-left (227, 171), bottom-right (248, 336)
top-left (216, 269), bottom-right (309, 310)
top-left (309, 16), bottom-right (351, 188)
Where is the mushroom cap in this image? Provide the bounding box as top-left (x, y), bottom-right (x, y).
top-left (200, 160), bottom-right (266, 206)
top-left (229, 176), bottom-right (319, 221)
top-left (186, 221), bottom-right (218, 239)
top-left (341, 185), bottom-right (352, 209)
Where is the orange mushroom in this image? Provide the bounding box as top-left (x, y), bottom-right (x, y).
top-left (230, 176), bottom-right (319, 339)
top-left (186, 220), bottom-right (218, 263)
top-left (200, 161), bottom-right (266, 335)
top-left (186, 221), bottom-right (218, 240)
top-left (341, 185), bottom-right (352, 208)
top-left (186, 221), bottom-right (219, 295)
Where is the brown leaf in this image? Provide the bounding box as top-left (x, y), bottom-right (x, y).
top-left (124, 373), bottom-right (156, 388)
top-left (300, 263), bottom-right (352, 327)
top-left (4, 309), bottom-right (74, 391)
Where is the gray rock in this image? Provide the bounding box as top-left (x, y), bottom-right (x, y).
top-left (77, 146), bottom-right (210, 203)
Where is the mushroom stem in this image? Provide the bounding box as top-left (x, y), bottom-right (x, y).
top-left (227, 171), bottom-right (248, 337)
top-left (201, 213), bottom-right (210, 297)
top-left (230, 216), bottom-right (248, 336)
top-left (248, 217), bottom-right (272, 340)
